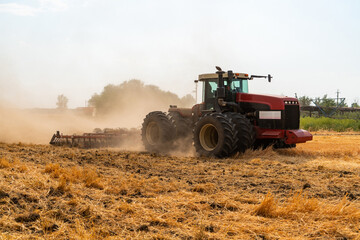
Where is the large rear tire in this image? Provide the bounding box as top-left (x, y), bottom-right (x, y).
top-left (168, 112), bottom-right (192, 138)
top-left (142, 111), bottom-right (175, 153)
top-left (168, 112), bottom-right (193, 152)
top-left (224, 112), bottom-right (255, 153)
top-left (193, 113), bottom-right (237, 158)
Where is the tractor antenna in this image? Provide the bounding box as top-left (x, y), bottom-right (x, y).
top-left (215, 66), bottom-right (222, 71)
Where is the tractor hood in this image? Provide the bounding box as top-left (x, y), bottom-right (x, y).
top-left (236, 93), bottom-right (298, 110)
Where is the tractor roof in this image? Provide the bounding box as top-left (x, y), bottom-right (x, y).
top-left (198, 73), bottom-right (249, 81)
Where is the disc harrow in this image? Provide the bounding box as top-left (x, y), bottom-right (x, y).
top-left (50, 128), bottom-right (138, 148)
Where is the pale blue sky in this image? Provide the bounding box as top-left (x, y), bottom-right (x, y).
top-left (1, 0), bottom-right (359, 108)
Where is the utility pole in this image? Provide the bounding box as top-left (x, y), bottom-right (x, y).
top-left (336, 89), bottom-right (340, 107)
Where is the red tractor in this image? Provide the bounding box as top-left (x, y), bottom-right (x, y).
top-left (141, 67), bottom-right (312, 158)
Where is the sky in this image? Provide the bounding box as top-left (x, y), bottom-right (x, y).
top-left (0, 0), bottom-right (359, 108)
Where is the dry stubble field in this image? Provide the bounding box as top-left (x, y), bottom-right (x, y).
top-left (0, 133), bottom-right (360, 239)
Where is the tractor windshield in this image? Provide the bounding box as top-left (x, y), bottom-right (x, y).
top-left (202, 79), bottom-right (248, 96)
top-left (227, 79), bottom-right (248, 94)
top-left (202, 79), bottom-right (248, 110)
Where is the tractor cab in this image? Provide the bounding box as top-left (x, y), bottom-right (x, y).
top-left (199, 73), bottom-right (249, 110)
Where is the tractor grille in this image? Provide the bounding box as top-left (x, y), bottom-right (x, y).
top-left (284, 105), bottom-right (300, 129)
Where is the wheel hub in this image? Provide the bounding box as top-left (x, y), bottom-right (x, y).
top-left (199, 123), bottom-right (218, 151)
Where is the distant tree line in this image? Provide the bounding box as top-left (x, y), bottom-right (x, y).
top-left (298, 95), bottom-right (359, 108)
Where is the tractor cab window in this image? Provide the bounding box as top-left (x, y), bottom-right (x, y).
top-left (203, 80), bottom-right (217, 110)
top-left (226, 79), bottom-right (249, 93)
top-left (202, 79), bottom-right (249, 110)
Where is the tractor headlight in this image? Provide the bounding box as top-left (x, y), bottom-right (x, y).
top-left (284, 101), bottom-right (298, 105)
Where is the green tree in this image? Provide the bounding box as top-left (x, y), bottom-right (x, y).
top-left (298, 95), bottom-right (311, 106)
top-left (313, 97), bottom-right (321, 106)
top-left (320, 94), bottom-right (336, 108)
top-left (313, 94), bottom-right (337, 107)
top-left (351, 101), bottom-right (360, 108)
top-left (56, 94), bottom-right (68, 109)
top-left (312, 94), bottom-right (337, 116)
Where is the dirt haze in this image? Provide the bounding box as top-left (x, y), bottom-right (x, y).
top-left (0, 80), bottom-right (195, 148)
top-left (88, 79), bottom-right (195, 128)
top-left (0, 106), bottom-right (99, 144)
top-left (0, 105), bottom-right (149, 152)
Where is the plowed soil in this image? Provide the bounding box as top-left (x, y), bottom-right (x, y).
top-left (0, 133), bottom-right (360, 239)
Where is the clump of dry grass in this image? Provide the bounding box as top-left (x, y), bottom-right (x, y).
top-left (44, 163), bottom-right (62, 177)
top-left (254, 192), bottom-right (277, 218)
top-left (254, 191), bottom-right (360, 223)
top-left (44, 164), bottom-right (103, 190)
top-left (48, 177), bottom-right (71, 196)
top-left (82, 168), bottom-right (104, 189)
top-left (0, 157), bottom-right (29, 174)
top-left (323, 194), bottom-right (360, 220)
top-left (279, 191), bottom-right (319, 215)
top-left (0, 158), bottom-right (11, 168)
top-left (116, 202), bottom-right (135, 214)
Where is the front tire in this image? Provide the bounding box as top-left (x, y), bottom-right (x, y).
top-left (193, 113), bottom-right (237, 158)
top-left (142, 111), bottom-right (175, 153)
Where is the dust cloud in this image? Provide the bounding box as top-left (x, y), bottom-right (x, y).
top-left (0, 79), bottom-right (195, 153)
top-left (89, 79), bottom-right (195, 128)
top-left (0, 104), bottom-right (100, 144)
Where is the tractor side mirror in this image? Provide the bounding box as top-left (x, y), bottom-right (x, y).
top-left (268, 74), bottom-right (272, 82)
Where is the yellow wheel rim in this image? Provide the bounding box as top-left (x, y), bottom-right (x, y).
top-left (199, 123), bottom-right (218, 151)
